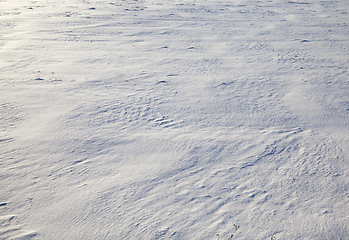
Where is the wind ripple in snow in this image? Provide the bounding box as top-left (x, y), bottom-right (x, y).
top-left (63, 92), bottom-right (183, 131)
top-left (85, 127), bottom-right (348, 239)
top-left (0, 214), bottom-right (37, 240)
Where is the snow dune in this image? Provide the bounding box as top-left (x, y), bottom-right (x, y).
top-left (1, 0), bottom-right (349, 239)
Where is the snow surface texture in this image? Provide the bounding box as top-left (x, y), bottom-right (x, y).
top-left (1, 0), bottom-right (349, 239)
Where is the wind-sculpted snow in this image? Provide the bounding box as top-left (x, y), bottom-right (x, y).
top-left (1, 0), bottom-right (349, 239)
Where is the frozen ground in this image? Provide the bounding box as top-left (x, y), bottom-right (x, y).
top-left (1, 0), bottom-right (349, 239)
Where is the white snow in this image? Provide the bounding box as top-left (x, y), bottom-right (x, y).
top-left (1, 0), bottom-right (349, 239)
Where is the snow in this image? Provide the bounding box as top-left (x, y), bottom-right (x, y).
top-left (1, 0), bottom-right (349, 239)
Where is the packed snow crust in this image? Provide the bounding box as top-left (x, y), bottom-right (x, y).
top-left (1, 0), bottom-right (349, 239)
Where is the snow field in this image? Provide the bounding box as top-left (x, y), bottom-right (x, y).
top-left (1, 0), bottom-right (349, 239)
